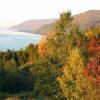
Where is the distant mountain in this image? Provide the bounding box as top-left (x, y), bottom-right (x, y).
top-left (11, 10), bottom-right (100, 34)
top-left (11, 19), bottom-right (56, 33)
top-left (36, 23), bottom-right (55, 34)
top-left (73, 10), bottom-right (100, 31)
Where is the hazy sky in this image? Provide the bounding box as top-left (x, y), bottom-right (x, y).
top-left (0, 0), bottom-right (100, 28)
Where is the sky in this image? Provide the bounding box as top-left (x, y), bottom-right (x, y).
top-left (0, 0), bottom-right (100, 28)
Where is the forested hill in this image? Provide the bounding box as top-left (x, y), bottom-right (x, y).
top-left (11, 10), bottom-right (100, 34)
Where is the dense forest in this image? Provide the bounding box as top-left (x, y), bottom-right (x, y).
top-left (0, 11), bottom-right (100, 100)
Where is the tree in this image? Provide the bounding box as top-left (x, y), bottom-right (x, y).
top-left (83, 57), bottom-right (100, 83)
top-left (38, 11), bottom-right (73, 67)
top-left (84, 26), bottom-right (100, 39)
top-left (84, 36), bottom-right (100, 83)
top-left (3, 50), bottom-right (12, 61)
top-left (26, 44), bottom-right (39, 64)
top-left (33, 63), bottom-right (61, 99)
top-left (16, 50), bottom-right (27, 66)
top-left (57, 48), bottom-right (92, 100)
top-left (88, 37), bottom-right (100, 54)
top-left (4, 60), bottom-right (17, 75)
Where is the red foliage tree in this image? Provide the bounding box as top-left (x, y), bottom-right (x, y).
top-left (84, 37), bottom-right (100, 83)
top-left (88, 37), bottom-right (100, 54)
top-left (84, 57), bottom-right (100, 83)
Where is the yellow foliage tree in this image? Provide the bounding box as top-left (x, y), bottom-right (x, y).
top-left (57, 48), bottom-right (95, 100)
top-left (84, 26), bottom-right (100, 38)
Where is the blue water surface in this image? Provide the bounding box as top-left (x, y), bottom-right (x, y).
top-left (0, 30), bottom-right (42, 51)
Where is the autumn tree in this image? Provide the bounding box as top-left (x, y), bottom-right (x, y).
top-left (84, 26), bottom-right (100, 39)
top-left (38, 11), bottom-right (73, 67)
top-left (57, 48), bottom-right (93, 100)
top-left (84, 36), bottom-right (100, 83)
top-left (83, 29), bottom-right (100, 99)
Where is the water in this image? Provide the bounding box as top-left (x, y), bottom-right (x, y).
top-left (0, 29), bottom-right (42, 51)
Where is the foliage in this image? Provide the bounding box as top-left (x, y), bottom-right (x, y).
top-left (0, 11), bottom-right (100, 100)
top-left (57, 48), bottom-right (89, 100)
top-left (84, 26), bottom-right (100, 38)
top-left (83, 57), bottom-right (100, 82)
top-left (84, 36), bottom-right (100, 83)
top-left (38, 11), bottom-right (73, 67)
top-left (88, 37), bottom-right (100, 54)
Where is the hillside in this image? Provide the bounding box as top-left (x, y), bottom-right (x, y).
top-left (11, 19), bottom-right (56, 33)
top-left (73, 10), bottom-right (100, 31)
top-left (11, 10), bottom-right (100, 34)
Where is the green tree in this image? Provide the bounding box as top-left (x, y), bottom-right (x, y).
top-left (26, 44), bottom-right (39, 64)
top-left (16, 50), bottom-right (27, 66)
top-left (33, 61), bottom-right (61, 100)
